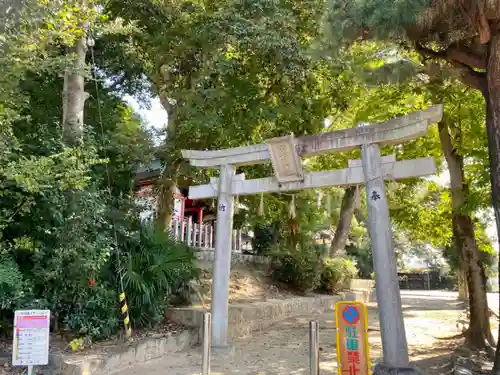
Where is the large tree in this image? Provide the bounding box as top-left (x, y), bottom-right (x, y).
top-left (324, 0), bottom-right (500, 356)
top-left (433, 77), bottom-right (494, 351)
top-left (386, 74), bottom-right (496, 352)
top-left (98, 0), bottom-right (343, 229)
top-left (61, 0), bottom-right (90, 145)
top-left (0, 0), bottom-right (155, 336)
top-left (308, 42), bottom-right (443, 257)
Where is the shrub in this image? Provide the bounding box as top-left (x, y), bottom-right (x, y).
top-left (321, 257), bottom-right (359, 293)
top-left (64, 284), bottom-right (120, 339)
top-left (346, 243), bottom-right (373, 278)
top-left (120, 225), bottom-right (200, 328)
top-left (10, 188), bottom-right (118, 336)
top-left (0, 256), bottom-right (30, 333)
top-left (0, 256), bottom-right (26, 310)
top-left (271, 245), bottom-right (322, 293)
top-left (252, 223), bottom-right (274, 255)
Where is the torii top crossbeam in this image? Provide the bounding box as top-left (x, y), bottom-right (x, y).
top-left (181, 105), bottom-right (443, 168)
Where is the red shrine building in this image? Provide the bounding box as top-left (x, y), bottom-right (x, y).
top-left (134, 159), bottom-right (216, 226)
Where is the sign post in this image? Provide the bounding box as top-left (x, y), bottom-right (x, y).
top-left (335, 301), bottom-right (370, 375)
top-left (12, 310), bottom-right (51, 374)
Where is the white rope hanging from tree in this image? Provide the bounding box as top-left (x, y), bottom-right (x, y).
top-left (234, 195), bottom-right (239, 214)
top-left (325, 191), bottom-right (332, 215)
top-left (316, 190), bottom-right (322, 209)
top-left (289, 194), bottom-right (296, 219)
top-left (258, 192), bottom-right (265, 216)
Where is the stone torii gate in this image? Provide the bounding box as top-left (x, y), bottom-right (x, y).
top-left (182, 105), bottom-right (443, 370)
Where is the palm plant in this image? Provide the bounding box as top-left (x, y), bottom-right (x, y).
top-left (119, 225), bottom-right (199, 328)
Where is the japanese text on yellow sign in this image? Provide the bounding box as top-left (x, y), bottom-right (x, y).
top-left (335, 301), bottom-right (370, 375)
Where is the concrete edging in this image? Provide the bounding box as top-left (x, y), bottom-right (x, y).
top-left (46, 329), bottom-right (199, 375)
top-left (194, 249), bottom-right (271, 266)
top-left (43, 287), bottom-right (373, 375)
top-left (166, 289), bottom-right (372, 341)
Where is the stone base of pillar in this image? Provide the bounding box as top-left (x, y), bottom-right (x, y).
top-left (373, 363), bottom-right (425, 375)
top-left (210, 345), bottom-right (234, 355)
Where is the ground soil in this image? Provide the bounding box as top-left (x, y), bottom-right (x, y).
top-left (2, 266), bottom-right (497, 375)
top-left (197, 265), bottom-right (307, 306)
top-left (117, 290), bottom-right (480, 375)
top-left (0, 265), bottom-right (316, 367)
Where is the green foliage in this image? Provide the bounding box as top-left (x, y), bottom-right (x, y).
top-left (0, 0), bottom-right (157, 340)
top-left (246, 190), bottom-right (332, 249)
top-left (69, 336), bottom-right (93, 352)
top-left (120, 225), bottom-right (199, 327)
top-left (321, 0), bottom-right (496, 287)
top-left (0, 180), bottom-right (125, 337)
top-left (2, 0), bottom-right (496, 347)
top-left (0, 256), bottom-right (25, 309)
top-left (321, 257), bottom-right (358, 293)
top-left (322, 0), bottom-right (427, 52)
top-left (15, 72), bottom-right (154, 194)
top-left (252, 223), bottom-right (274, 255)
top-left (64, 284), bottom-right (120, 340)
top-left (271, 245), bottom-right (359, 294)
top-left (99, 0), bottom-right (348, 192)
top-left (0, 256), bottom-right (30, 332)
top-left (271, 244), bottom-right (322, 293)
top-left (346, 242), bottom-right (373, 278)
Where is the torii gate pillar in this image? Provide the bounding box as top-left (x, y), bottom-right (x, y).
top-left (211, 164), bottom-right (235, 347)
top-left (361, 135), bottom-right (409, 367)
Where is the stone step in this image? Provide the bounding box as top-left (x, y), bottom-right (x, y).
top-left (166, 290), bottom-right (372, 342)
top-left (39, 290), bottom-right (373, 375)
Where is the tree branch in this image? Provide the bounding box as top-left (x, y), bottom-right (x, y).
top-left (458, 1), bottom-right (491, 44)
top-left (416, 43), bottom-right (486, 69)
top-left (446, 44), bottom-right (487, 69)
top-left (450, 60), bottom-right (487, 93)
top-left (416, 43), bottom-right (487, 93)
top-left (415, 42), bottom-right (446, 60)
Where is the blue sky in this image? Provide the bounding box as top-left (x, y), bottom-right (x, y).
top-left (124, 95), bottom-right (168, 131)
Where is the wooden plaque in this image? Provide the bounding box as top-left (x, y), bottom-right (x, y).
top-left (335, 301), bottom-right (371, 375)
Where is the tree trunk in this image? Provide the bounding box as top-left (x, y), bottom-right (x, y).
top-left (155, 177), bottom-right (177, 232)
top-left (62, 20), bottom-right (88, 146)
top-left (330, 185), bottom-right (359, 256)
top-left (454, 215), bottom-right (494, 348)
top-left (485, 34), bottom-right (500, 373)
top-left (458, 269), bottom-right (469, 301)
top-left (438, 120), bottom-right (493, 350)
top-left (155, 68), bottom-right (178, 232)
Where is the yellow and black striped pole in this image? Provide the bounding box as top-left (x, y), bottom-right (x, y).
top-left (119, 292), bottom-right (132, 338)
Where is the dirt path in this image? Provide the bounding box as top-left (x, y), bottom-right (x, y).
top-left (117, 290), bottom-right (463, 375)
